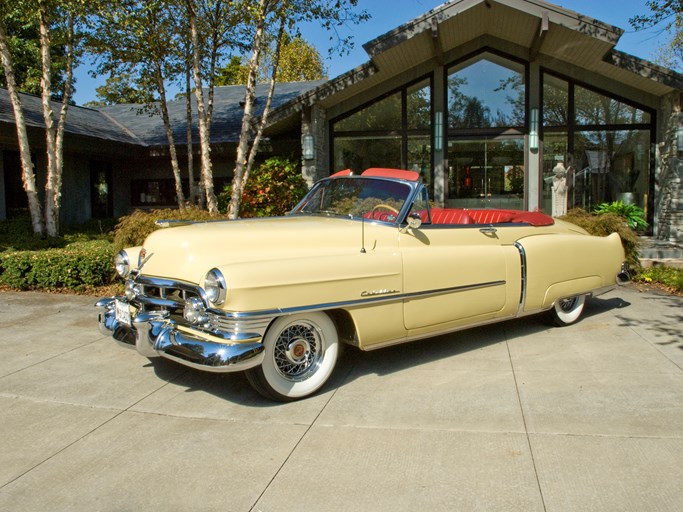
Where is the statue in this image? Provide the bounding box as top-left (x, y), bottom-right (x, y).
top-left (552, 162), bottom-right (568, 217)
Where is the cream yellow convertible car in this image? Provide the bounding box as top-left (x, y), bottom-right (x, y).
top-left (97, 168), bottom-right (629, 401)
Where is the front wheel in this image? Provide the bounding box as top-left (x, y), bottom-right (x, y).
top-left (246, 312), bottom-right (339, 402)
top-left (548, 295), bottom-right (586, 326)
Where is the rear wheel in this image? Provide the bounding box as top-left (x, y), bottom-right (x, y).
top-left (246, 312), bottom-right (339, 402)
top-left (548, 295), bottom-right (586, 326)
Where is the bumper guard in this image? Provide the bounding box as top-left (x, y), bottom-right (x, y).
top-left (96, 298), bottom-right (265, 372)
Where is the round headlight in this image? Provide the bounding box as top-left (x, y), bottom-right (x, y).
top-left (204, 268), bottom-right (227, 305)
top-left (114, 250), bottom-right (130, 278)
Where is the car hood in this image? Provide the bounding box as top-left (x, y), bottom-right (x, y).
top-left (137, 215), bottom-right (397, 284)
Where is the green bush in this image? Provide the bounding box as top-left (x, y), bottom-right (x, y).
top-left (594, 201), bottom-right (648, 230)
top-left (560, 208), bottom-right (641, 271)
top-left (0, 240), bottom-right (116, 291)
top-left (634, 266), bottom-right (683, 294)
top-left (113, 206), bottom-right (224, 250)
top-left (217, 157), bottom-right (309, 217)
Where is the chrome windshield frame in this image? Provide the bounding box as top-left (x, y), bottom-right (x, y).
top-left (290, 175), bottom-right (423, 226)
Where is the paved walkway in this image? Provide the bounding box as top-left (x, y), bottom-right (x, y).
top-left (0, 285), bottom-right (682, 511)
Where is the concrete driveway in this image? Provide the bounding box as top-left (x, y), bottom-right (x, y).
top-left (0, 285), bottom-right (681, 511)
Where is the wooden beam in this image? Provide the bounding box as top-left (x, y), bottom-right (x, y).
top-left (530, 11), bottom-right (549, 62)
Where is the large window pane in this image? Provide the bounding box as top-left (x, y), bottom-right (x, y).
top-left (447, 53), bottom-right (525, 129)
top-left (407, 80), bottom-right (431, 130)
top-left (575, 86), bottom-right (650, 125)
top-left (570, 130), bottom-right (650, 211)
top-left (334, 92), bottom-right (402, 132)
top-left (333, 136), bottom-right (401, 173)
top-left (543, 75), bottom-right (569, 127)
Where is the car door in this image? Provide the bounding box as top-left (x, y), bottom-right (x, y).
top-left (399, 222), bottom-right (520, 332)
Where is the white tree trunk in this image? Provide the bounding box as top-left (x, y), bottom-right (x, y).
top-left (0, 16), bottom-right (44, 235)
top-left (241, 16), bottom-right (285, 196)
top-left (155, 63), bottom-right (186, 208)
top-left (187, 1), bottom-right (217, 212)
top-left (228, 0), bottom-right (267, 219)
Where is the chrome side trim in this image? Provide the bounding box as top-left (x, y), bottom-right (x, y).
top-left (214, 280), bottom-right (507, 320)
top-left (514, 241), bottom-right (527, 316)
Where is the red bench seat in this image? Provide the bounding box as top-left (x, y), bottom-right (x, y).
top-left (429, 208), bottom-right (553, 227)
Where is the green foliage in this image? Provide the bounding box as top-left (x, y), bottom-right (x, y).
top-left (217, 157), bottom-right (308, 217)
top-left (594, 201), bottom-right (648, 230)
top-left (0, 215), bottom-right (115, 252)
top-left (634, 265), bottom-right (683, 294)
top-left (0, 240), bottom-right (116, 291)
top-left (560, 208), bottom-right (642, 270)
top-left (215, 34), bottom-right (326, 86)
top-left (113, 206), bottom-right (224, 250)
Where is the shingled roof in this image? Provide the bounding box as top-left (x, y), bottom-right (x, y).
top-left (0, 80), bottom-right (325, 148)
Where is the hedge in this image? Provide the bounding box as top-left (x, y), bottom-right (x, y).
top-left (0, 240), bottom-right (116, 291)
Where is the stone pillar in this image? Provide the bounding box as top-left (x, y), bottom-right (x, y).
top-left (655, 92), bottom-right (683, 243)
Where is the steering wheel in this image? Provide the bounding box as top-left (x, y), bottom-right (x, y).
top-left (370, 203), bottom-right (400, 221)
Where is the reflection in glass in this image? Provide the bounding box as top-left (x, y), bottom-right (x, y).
top-left (332, 79), bottom-right (432, 177)
top-left (447, 138), bottom-right (524, 209)
top-left (575, 86), bottom-right (650, 125)
top-left (447, 53), bottom-right (525, 129)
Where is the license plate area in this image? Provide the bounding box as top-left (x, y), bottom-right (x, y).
top-left (115, 299), bottom-right (132, 326)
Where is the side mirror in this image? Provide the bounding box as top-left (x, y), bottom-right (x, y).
top-left (401, 212), bottom-right (423, 233)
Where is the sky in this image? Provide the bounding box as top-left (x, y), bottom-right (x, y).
top-left (72, 0), bottom-right (671, 105)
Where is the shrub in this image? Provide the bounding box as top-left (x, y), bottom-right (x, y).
top-left (560, 208), bottom-right (641, 271)
top-left (0, 240), bottom-right (116, 291)
top-left (217, 157), bottom-right (309, 217)
top-left (634, 266), bottom-right (683, 294)
top-left (594, 201), bottom-right (647, 230)
top-left (113, 206), bottom-right (224, 250)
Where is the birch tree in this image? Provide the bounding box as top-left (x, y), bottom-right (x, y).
top-left (0, 1), bottom-right (44, 234)
top-left (226, 0), bottom-right (368, 219)
top-left (90, 0), bottom-right (188, 208)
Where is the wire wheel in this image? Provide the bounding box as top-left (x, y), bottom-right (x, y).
top-left (246, 312), bottom-right (339, 401)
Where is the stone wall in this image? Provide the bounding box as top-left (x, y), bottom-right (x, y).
top-left (656, 92), bottom-right (683, 243)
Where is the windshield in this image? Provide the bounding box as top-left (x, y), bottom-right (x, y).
top-left (292, 177), bottom-right (413, 223)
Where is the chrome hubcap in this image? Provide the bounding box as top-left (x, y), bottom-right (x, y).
top-left (273, 322), bottom-right (322, 381)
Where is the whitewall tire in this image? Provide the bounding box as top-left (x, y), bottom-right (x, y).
top-left (246, 312), bottom-right (339, 401)
top-left (548, 295), bottom-right (586, 327)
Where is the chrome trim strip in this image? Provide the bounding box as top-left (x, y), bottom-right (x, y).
top-left (514, 241), bottom-right (527, 315)
top-left (215, 280), bottom-right (507, 320)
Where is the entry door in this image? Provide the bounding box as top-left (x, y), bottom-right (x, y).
top-left (447, 137), bottom-right (525, 209)
top-left (90, 162), bottom-right (113, 218)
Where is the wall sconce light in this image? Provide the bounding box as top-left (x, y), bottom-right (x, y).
top-left (677, 126), bottom-right (683, 153)
top-left (302, 134), bottom-right (315, 160)
top-left (434, 111), bottom-right (443, 152)
top-left (529, 108), bottom-right (539, 151)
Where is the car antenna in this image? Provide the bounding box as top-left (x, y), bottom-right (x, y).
top-left (360, 214), bottom-right (367, 253)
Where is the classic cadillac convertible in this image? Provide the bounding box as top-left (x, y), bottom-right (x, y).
top-left (97, 168), bottom-right (629, 401)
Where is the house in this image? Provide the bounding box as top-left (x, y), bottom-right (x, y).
top-left (1, 0), bottom-right (682, 241)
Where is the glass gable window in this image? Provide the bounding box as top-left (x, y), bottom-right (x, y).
top-left (331, 78), bottom-right (432, 183)
top-left (447, 52), bottom-right (525, 130)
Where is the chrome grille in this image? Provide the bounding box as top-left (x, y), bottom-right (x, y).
top-left (133, 276), bottom-right (202, 314)
top-left (206, 312), bottom-right (273, 337)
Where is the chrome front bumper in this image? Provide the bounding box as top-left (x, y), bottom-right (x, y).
top-left (95, 297), bottom-right (265, 372)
